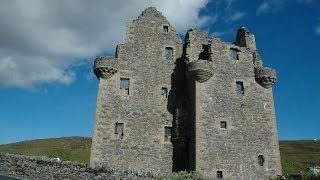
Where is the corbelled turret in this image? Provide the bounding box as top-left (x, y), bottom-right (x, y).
top-left (93, 56), bottom-right (118, 80)
top-left (255, 67), bottom-right (277, 88)
top-left (185, 29), bottom-right (213, 83)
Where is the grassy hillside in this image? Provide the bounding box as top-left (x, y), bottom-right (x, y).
top-left (279, 140), bottom-right (320, 174)
top-left (1, 137), bottom-right (319, 174)
top-left (0, 136), bottom-right (91, 164)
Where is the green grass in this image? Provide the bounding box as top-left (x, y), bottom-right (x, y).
top-left (0, 137), bottom-right (319, 175)
top-left (279, 140), bottom-right (320, 175)
top-left (0, 136), bottom-right (91, 164)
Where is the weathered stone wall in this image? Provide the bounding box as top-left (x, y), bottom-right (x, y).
top-left (186, 29), bottom-right (281, 179)
top-left (91, 7), bottom-right (282, 179)
top-left (91, 7), bottom-right (183, 175)
top-left (0, 153), bottom-right (155, 179)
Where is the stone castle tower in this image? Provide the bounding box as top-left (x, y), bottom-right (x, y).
top-left (90, 7), bottom-right (282, 179)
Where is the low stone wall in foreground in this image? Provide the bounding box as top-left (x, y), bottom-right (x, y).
top-left (0, 153), bottom-right (156, 180)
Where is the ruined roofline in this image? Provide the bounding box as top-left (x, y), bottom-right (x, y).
top-left (94, 7), bottom-right (275, 88)
top-left (184, 27), bottom-right (257, 49)
top-left (107, 7), bottom-right (257, 59)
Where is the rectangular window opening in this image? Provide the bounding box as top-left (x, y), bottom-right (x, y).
top-left (120, 78), bottom-right (130, 95)
top-left (258, 155), bottom-right (265, 166)
top-left (230, 48), bottom-right (239, 60)
top-left (164, 126), bottom-right (172, 142)
top-left (199, 44), bottom-right (210, 60)
top-left (115, 45), bottom-right (120, 58)
top-left (217, 171), bottom-right (223, 179)
top-left (236, 81), bottom-right (244, 95)
top-left (220, 121), bottom-right (227, 129)
top-left (161, 87), bottom-right (168, 98)
top-left (164, 47), bottom-right (173, 60)
top-left (115, 123), bottom-right (124, 139)
top-left (163, 25), bottom-right (169, 32)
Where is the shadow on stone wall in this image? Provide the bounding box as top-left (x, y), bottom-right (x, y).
top-left (167, 49), bottom-right (196, 172)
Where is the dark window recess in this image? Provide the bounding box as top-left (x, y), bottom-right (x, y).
top-left (120, 78), bottom-right (130, 95)
top-left (230, 48), bottom-right (239, 60)
top-left (164, 126), bottom-right (172, 142)
top-left (164, 47), bottom-right (173, 60)
top-left (258, 155), bottom-right (265, 166)
top-left (199, 44), bottom-right (210, 60)
top-left (217, 171), bottom-right (223, 179)
top-left (220, 121), bottom-right (227, 129)
top-left (163, 25), bottom-right (169, 32)
top-left (252, 52), bottom-right (257, 64)
top-left (236, 81), bottom-right (244, 95)
top-left (114, 123), bottom-right (124, 139)
top-left (115, 45), bottom-right (120, 58)
top-left (161, 87), bottom-right (168, 98)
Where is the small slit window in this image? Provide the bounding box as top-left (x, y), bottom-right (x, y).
top-left (217, 171), bottom-right (223, 179)
top-left (258, 155), bottom-right (265, 166)
top-left (164, 126), bottom-right (172, 142)
top-left (164, 47), bottom-right (173, 60)
top-left (252, 52), bottom-right (257, 64)
top-left (115, 45), bottom-right (120, 58)
top-left (236, 81), bottom-right (244, 95)
top-left (161, 87), bottom-right (168, 98)
top-left (163, 25), bottom-right (169, 32)
top-left (220, 121), bottom-right (227, 129)
top-left (114, 123), bottom-right (124, 139)
top-left (120, 78), bottom-right (130, 95)
top-left (230, 48), bottom-right (239, 60)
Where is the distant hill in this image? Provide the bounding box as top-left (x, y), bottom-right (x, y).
top-left (0, 136), bottom-right (91, 164)
top-left (279, 140), bottom-right (320, 174)
top-left (1, 137), bottom-right (319, 174)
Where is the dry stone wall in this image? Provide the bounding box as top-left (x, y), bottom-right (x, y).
top-left (0, 153), bottom-right (155, 180)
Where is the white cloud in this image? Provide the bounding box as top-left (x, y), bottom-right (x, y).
top-left (230, 12), bottom-right (246, 21)
top-left (257, 2), bottom-right (271, 14)
top-left (210, 30), bottom-right (231, 38)
top-left (297, 0), bottom-right (315, 3)
top-left (316, 18), bottom-right (320, 35)
top-left (257, 0), bottom-right (288, 14)
top-left (0, 54), bottom-right (75, 89)
top-left (0, 0), bottom-right (210, 89)
top-left (258, 0), bottom-right (316, 15)
top-left (222, 0), bottom-right (246, 23)
top-left (316, 26), bottom-right (320, 35)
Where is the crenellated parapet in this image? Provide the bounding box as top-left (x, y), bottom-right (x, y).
top-left (254, 67), bottom-right (277, 88)
top-left (186, 60), bottom-right (213, 83)
top-left (93, 56), bottom-right (118, 80)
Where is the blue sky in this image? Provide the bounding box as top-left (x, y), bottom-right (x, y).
top-left (0, 0), bottom-right (319, 144)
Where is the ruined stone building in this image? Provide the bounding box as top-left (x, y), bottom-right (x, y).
top-left (90, 7), bottom-right (282, 179)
